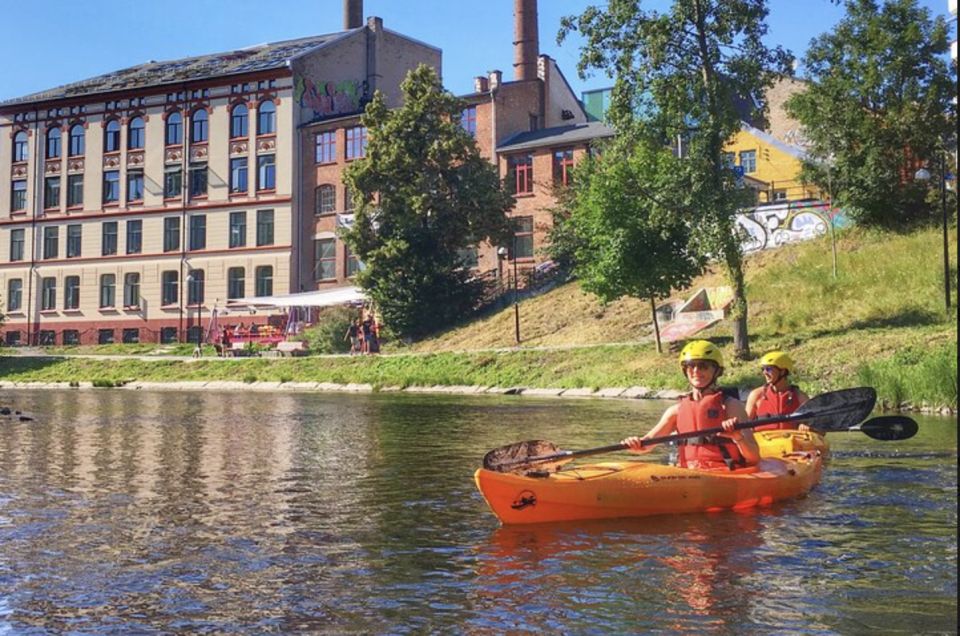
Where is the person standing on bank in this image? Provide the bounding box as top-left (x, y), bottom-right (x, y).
top-left (746, 351), bottom-right (811, 431)
top-left (621, 340), bottom-right (760, 470)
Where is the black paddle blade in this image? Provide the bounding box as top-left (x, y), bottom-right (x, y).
top-left (857, 416), bottom-right (919, 441)
top-left (483, 440), bottom-right (561, 472)
top-left (800, 387), bottom-right (877, 431)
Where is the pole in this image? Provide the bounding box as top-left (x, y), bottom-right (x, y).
top-left (827, 163), bottom-right (838, 279)
top-left (513, 250), bottom-right (520, 344)
top-left (941, 151), bottom-right (951, 312)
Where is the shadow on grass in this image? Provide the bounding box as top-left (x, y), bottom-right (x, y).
top-left (847, 308), bottom-right (942, 330)
top-left (0, 355), bottom-right (67, 375)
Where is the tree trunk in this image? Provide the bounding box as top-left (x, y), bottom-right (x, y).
top-left (650, 297), bottom-right (663, 354)
top-left (725, 248), bottom-right (751, 360)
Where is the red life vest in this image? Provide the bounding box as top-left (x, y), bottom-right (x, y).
top-left (754, 384), bottom-right (802, 430)
top-left (675, 391), bottom-right (746, 471)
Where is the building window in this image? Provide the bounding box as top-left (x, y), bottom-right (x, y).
top-left (43, 226), bottom-right (59, 259)
top-left (46, 127), bottom-right (61, 159)
top-left (255, 265), bottom-right (273, 296)
top-left (257, 155), bottom-right (276, 191)
top-left (102, 221), bottom-right (118, 255)
top-left (231, 104), bottom-right (249, 138)
top-left (63, 330), bottom-right (80, 345)
top-left (98, 329), bottom-right (115, 345)
top-left (316, 184), bottom-right (335, 215)
top-left (552, 149), bottom-right (575, 186)
top-left (227, 267), bottom-right (245, 299)
top-left (13, 131), bottom-right (28, 162)
top-left (187, 269), bottom-right (205, 305)
top-left (458, 247), bottom-right (479, 269)
top-left (44, 176), bottom-right (61, 209)
top-left (127, 172), bottom-right (144, 203)
top-left (230, 157), bottom-right (248, 194)
top-left (128, 117), bottom-right (145, 149)
top-left (11, 180), bottom-right (27, 212)
top-left (126, 219), bottom-right (142, 254)
top-left (256, 209), bottom-right (274, 246)
top-left (166, 111), bottom-right (182, 145)
top-left (99, 274), bottom-right (116, 308)
top-left (229, 211), bottom-right (247, 248)
top-left (41, 277), bottom-right (56, 310)
top-left (122, 328), bottom-right (140, 344)
top-left (345, 247), bottom-right (361, 278)
top-left (10, 229), bottom-right (25, 261)
top-left (103, 170), bottom-right (120, 203)
top-left (68, 124), bottom-right (85, 156)
top-left (161, 270), bottom-right (178, 305)
top-left (66, 224), bottom-right (82, 258)
top-left (104, 119), bottom-right (121, 153)
top-left (346, 126), bottom-right (367, 160)
top-left (740, 150), bottom-right (757, 174)
top-left (38, 330), bottom-right (56, 346)
top-left (189, 164), bottom-right (207, 198)
top-left (160, 327), bottom-right (178, 344)
top-left (191, 109), bottom-right (208, 143)
top-left (315, 131), bottom-right (336, 164)
top-left (773, 189), bottom-right (788, 202)
top-left (124, 273), bottom-right (140, 307)
top-left (514, 216), bottom-right (534, 259)
top-left (461, 106), bottom-right (477, 137)
top-left (189, 214), bottom-right (206, 250)
top-left (64, 275), bottom-right (80, 309)
top-left (257, 100), bottom-right (276, 135)
top-left (5, 331), bottom-right (21, 346)
top-left (7, 279), bottom-right (22, 312)
top-left (314, 238), bottom-right (336, 280)
top-left (164, 167), bottom-right (181, 198)
top-left (163, 217), bottom-right (180, 252)
top-left (508, 155), bottom-right (534, 195)
top-left (67, 174), bottom-right (83, 207)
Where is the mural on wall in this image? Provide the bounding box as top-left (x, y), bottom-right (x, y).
top-left (295, 77), bottom-right (365, 120)
top-left (736, 200), bottom-right (849, 253)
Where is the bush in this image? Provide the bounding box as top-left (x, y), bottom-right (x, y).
top-left (857, 341), bottom-right (958, 409)
top-left (299, 306), bottom-right (357, 354)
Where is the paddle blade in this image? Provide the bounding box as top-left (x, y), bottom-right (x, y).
top-left (800, 387), bottom-right (877, 431)
top-left (856, 416), bottom-right (919, 441)
top-left (483, 440), bottom-right (561, 472)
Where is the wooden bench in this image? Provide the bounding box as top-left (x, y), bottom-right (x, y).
top-left (226, 342), bottom-right (254, 357)
top-left (276, 340), bottom-right (309, 357)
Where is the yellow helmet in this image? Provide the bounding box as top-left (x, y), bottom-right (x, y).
top-left (760, 350), bottom-right (794, 374)
top-left (678, 340), bottom-right (724, 373)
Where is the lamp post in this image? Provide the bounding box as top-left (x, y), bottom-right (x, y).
top-left (186, 272), bottom-right (203, 353)
top-left (498, 246), bottom-right (520, 344)
top-left (915, 150), bottom-right (952, 312)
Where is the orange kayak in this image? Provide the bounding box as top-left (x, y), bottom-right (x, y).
top-left (474, 453), bottom-right (823, 525)
top-left (755, 430), bottom-right (829, 458)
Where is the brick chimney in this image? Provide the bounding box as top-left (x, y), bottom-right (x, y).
top-left (344, 0), bottom-right (363, 29)
top-left (513, 0), bottom-right (539, 81)
top-left (474, 76), bottom-right (490, 93)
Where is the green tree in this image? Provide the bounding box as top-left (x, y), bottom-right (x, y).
top-left (786, 0), bottom-right (956, 228)
top-left (560, 0), bottom-right (791, 358)
top-left (342, 65), bottom-right (515, 339)
top-left (550, 138), bottom-right (706, 352)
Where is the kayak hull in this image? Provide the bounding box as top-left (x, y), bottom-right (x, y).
top-left (474, 454), bottom-right (823, 525)
top-left (755, 430), bottom-right (829, 458)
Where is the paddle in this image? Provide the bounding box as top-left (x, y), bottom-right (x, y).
top-left (483, 386), bottom-right (880, 473)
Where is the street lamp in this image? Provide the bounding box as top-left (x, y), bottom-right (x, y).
top-left (914, 150), bottom-right (952, 312)
top-left (186, 271), bottom-right (203, 354)
top-left (497, 245), bottom-right (520, 344)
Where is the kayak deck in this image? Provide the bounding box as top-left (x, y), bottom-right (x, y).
top-left (755, 429), bottom-right (829, 458)
top-left (475, 453), bottom-right (823, 525)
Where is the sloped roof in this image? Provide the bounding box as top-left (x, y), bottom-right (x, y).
top-left (1, 32), bottom-right (349, 107)
top-left (497, 121), bottom-right (615, 152)
top-left (739, 122), bottom-right (808, 160)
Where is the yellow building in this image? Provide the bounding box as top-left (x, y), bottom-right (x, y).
top-left (724, 123), bottom-right (822, 204)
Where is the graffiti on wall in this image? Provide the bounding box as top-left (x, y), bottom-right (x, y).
top-left (736, 200), bottom-right (849, 253)
top-left (295, 77), bottom-right (365, 120)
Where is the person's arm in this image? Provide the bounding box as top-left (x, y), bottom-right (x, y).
top-left (795, 388), bottom-right (814, 432)
top-left (745, 387), bottom-right (763, 419)
top-left (622, 404), bottom-right (679, 454)
top-left (721, 398), bottom-right (761, 465)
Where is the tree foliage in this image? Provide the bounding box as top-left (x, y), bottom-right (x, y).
top-left (560, 0), bottom-right (791, 357)
top-left (342, 65), bottom-right (515, 339)
top-left (785, 0), bottom-right (956, 228)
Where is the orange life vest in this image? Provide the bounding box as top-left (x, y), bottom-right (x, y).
top-left (754, 384), bottom-right (802, 430)
top-left (675, 391), bottom-right (746, 471)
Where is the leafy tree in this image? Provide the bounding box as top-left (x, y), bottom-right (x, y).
top-left (786, 0), bottom-right (956, 228)
top-left (560, 0), bottom-right (791, 358)
top-left (342, 65), bottom-right (515, 339)
top-left (550, 137), bottom-right (706, 352)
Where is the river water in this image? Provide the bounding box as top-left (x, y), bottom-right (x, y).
top-left (0, 389), bottom-right (955, 634)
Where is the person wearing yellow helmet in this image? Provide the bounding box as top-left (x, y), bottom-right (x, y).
top-left (746, 350), bottom-right (810, 431)
top-left (621, 340), bottom-right (760, 470)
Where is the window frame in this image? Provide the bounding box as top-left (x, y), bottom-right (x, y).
top-left (127, 171), bottom-right (144, 203)
top-left (256, 209), bottom-right (274, 246)
top-left (190, 109), bottom-right (209, 143)
top-left (43, 226), bottom-right (59, 260)
top-left (161, 270), bottom-right (179, 306)
top-left (189, 214), bottom-right (207, 251)
top-left (229, 211), bottom-right (247, 248)
top-left (163, 217), bottom-right (180, 252)
top-left (44, 176), bottom-right (61, 210)
top-left (165, 111), bottom-right (183, 146)
top-left (126, 219), bottom-right (142, 254)
top-left (230, 157), bottom-right (248, 194)
top-left (461, 106), bottom-right (477, 137)
top-left (7, 278), bottom-right (23, 312)
top-left (68, 124), bottom-right (85, 157)
top-left (66, 224), bottom-right (82, 258)
top-left (231, 103), bottom-right (249, 139)
top-left (257, 154), bottom-right (276, 191)
top-left (123, 272), bottom-right (140, 308)
top-left (64, 275), bottom-right (80, 310)
top-left (513, 215), bottom-right (534, 259)
top-left (315, 131), bottom-right (336, 164)
top-left (46, 127), bottom-right (62, 159)
top-left (11, 180), bottom-right (27, 212)
top-left (10, 229), bottom-right (25, 262)
top-left (101, 221), bottom-right (118, 256)
top-left (13, 131), bottom-right (28, 162)
top-left (104, 119), bottom-right (121, 153)
top-left (227, 267), bottom-right (245, 300)
top-left (316, 184), bottom-right (336, 215)
top-left (187, 269), bottom-right (205, 305)
top-left (552, 148), bottom-right (575, 186)
top-left (257, 100), bottom-right (276, 135)
top-left (40, 276), bottom-right (57, 311)
top-left (128, 117), bottom-right (145, 150)
top-left (67, 174), bottom-right (83, 207)
top-left (345, 126), bottom-right (367, 160)
top-left (314, 238), bottom-right (336, 281)
top-left (508, 154), bottom-right (534, 195)
top-left (255, 265), bottom-right (273, 297)
top-left (99, 273), bottom-right (116, 308)
top-left (102, 170), bottom-right (120, 204)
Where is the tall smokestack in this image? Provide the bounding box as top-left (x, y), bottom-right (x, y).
top-left (513, 0), bottom-right (539, 81)
top-left (344, 0), bottom-right (363, 29)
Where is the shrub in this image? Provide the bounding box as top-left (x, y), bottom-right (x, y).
top-left (299, 306), bottom-right (357, 354)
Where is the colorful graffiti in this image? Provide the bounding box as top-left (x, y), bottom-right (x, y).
top-left (736, 200), bottom-right (849, 253)
top-left (295, 77), bottom-right (364, 120)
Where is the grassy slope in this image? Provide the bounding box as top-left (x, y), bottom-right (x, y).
top-left (1, 226), bottom-right (956, 407)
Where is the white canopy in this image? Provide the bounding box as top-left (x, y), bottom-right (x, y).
top-left (227, 286), bottom-right (365, 309)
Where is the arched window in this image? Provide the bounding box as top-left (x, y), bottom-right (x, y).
top-left (12, 131), bottom-right (28, 162)
top-left (191, 109), bottom-right (208, 143)
top-left (255, 266), bottom-right (273, 297)
top-left (128, 117), bottom-right (145, 149)
top-left (104, 119), bottom-right (121, 153)
top-left (46, 127), bottom-right (62, 159)
top-left (68, 124), bottom-right (85, 156)
top-left (123, 272), bottom-right (140, 307)
top-left (166, 111), bottom-right (182, 146)
top-left (315, 184), bottom-right (336, 215)
top-left (257, 100), bottom-right (276, 135)
top-left (230, 103), bottom-right (248, 138)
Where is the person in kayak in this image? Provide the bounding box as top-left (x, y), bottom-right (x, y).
top-left (621, 340), bottom-right (760, 470)
top-left (745, 350), bottom-right (811, 431)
